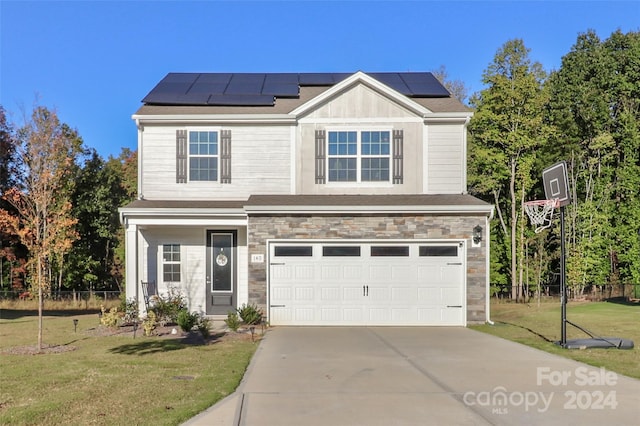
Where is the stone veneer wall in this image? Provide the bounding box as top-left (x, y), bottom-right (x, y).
top-left (248, 214), bottom-right (488, 324)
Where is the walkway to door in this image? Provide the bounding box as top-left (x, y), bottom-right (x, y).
top-left (186, 327), bottom-right (640, 425)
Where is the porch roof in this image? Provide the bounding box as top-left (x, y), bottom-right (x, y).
top-left (119, 194), bottom-right (494, 219)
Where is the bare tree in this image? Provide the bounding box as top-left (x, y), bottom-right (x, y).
top-left (432, 65), bottom-right (469, 104)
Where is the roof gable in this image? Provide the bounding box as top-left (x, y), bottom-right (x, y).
top-left (290, 71), bottom-right (433, 117)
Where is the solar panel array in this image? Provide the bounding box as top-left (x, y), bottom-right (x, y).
top-left (142, 72), bottom-right (450, 106)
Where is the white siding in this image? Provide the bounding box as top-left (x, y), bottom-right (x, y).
top-left (136, 226), bottom-right (248, 314)
top-left (425, 124), bottom-right (464, 194)
top-left (141, 125), bottom-right (292, 200)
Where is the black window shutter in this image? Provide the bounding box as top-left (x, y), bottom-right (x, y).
top-left (315, 130), bottom-right (326, 184)
top-left (176, 130), bottom-right (187, 183)
top-left (220, 130), bottom-right (232, 183)
top-left (393, 130), bottom-right (404, 184)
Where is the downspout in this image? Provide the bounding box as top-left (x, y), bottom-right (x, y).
top-left (486, 209), bottom-right (495, 325)
top-left (462, 115), bottom-right (471, 193)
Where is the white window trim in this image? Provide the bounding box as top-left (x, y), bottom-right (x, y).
top-left (187, 127), bottom-right (221, 182)
top-left (161, 243), bottom-right (182, 285)
top-left (326, 127), bottom-right (393, 185)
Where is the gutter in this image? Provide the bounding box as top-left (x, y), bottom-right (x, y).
top-left (132, 114), bottom-right (296, 125)
top-left (243, 204), bottom-right (494, 215)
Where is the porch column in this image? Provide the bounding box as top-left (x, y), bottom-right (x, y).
top-left (124, 220), bottom-right (139, 311)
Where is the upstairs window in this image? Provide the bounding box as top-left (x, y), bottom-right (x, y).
top-left (327, 130), bottom-right (391, 182)
top-left (189, 131), bottom-right (218, 181)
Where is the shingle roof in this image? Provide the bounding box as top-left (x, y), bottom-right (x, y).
top-left (135, 72), bottom-right (471, 114)
top-left (120, 194), bottom-right (491, 213)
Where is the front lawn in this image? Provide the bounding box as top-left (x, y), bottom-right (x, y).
top-left (473, 300), bottom-right (640, 379)
top-left (0, 307), bottom-right (258, 425)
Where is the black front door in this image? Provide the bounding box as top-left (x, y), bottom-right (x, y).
top-left (206, 230), bottom-right (236, 315)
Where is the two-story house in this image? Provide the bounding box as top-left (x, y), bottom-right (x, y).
top-left (119, 71), bottom-right (493, 326)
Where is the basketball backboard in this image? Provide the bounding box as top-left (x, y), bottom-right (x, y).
top-left (542, 161), bottom-right (571, 207)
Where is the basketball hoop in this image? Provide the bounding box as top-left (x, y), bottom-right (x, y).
top-left (524, 199), bottom-right (559, 233)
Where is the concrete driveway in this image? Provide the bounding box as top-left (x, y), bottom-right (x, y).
top-left (186, 327), bottom-right (640, 425)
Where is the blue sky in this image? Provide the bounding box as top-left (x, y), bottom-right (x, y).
top-left (1, 1), bottom-right (638, 159)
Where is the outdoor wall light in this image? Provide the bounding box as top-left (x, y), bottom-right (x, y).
top-left (473, 225), bottom-right (483, 245)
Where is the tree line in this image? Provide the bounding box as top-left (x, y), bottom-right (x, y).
top-left (1, 29), bottom-right (639, 305)
top-left (0, 106), bottom-right (137, 299)
top-left (468, 29), bottom-right (640, 301)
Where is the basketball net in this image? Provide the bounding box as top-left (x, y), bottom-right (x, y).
top-left (524, 199), bottom-right (559, 233)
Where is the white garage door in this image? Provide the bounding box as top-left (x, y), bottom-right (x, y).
top-left (269, 241), bottom-right (465, 326)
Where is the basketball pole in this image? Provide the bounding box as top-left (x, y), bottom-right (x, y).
top-left (560, 205), bottom-right (567, 347)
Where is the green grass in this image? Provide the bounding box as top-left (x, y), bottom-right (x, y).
top-left (0, 305), bottom-right (258, 426)
top-left (473, 300), bottom-right (640, 379)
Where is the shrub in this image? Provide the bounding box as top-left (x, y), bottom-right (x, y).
top-left (121, 298), bottom-right (139, 325)
top-left (100, 306), bottom-right (121, 328)
top-left (225, 311), bottom-right (241, 332)
top-left (177, 309), bottom-right (198, 332)
top-left (237, 303), bottom-right (263, 325)
top-left (150, 287), bottom-right (186, 325)
top-left (196, 314), bottom-right (212, 338)
top-left (142, 310), bottom-right (157, 336)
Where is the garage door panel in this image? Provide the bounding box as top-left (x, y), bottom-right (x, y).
top-left (271, 307), bottom-right (292, 323)
top-left (321, 287), bottom-right (341, 301)
top-left (320, 307), bottom-right (341, 321)
top-left (294, 307), bottom-right (315, 322)
top-left (391, 308), bottom-right (414, 322)
top-left (343, 308), bottom-right (364, 322)
top-left (418, 307), bottom-right (439, 323)
top-left (418, 287), bottom-right (439, 301)
top-left (368, 287), bottom-right (390, 301)
top-left (343, 286), bottom-right (365, 301)
top-left (417, 265), bottom-right (440, 281)
top-left (271, 265), bottom-right (291, 280)
top-left (392, 287), bottom-right (416, 301)
top-left (391, 265), bottom-right (417, 281)
top-left (441, 286), bottom-right (463, 305)
top-left (441, 307), bottom-right (463, 325)
top-left (295, 287), bottom-right (315, 301)
top-left (368, 307), bottom-right (391, 323)
top-left (272, 287), bottom-right (292, 301)
top-left (344, 265), bottom-right (367, 280)
top-left (370, 265), bottom-right (392, 281)
top-left (295, 265), bottom-right (315, 280)
top-left (442, 266), bottom-right (463, 282)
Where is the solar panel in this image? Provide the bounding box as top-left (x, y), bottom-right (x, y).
top-left (263, 73), bottom-right (299, 97)
top-left (160, 73), bottom-right (200, 84)
top-left (368, 73), bottom-right (411, 95)
top-left (189, 82), bottom-right (228, 94)
top-left (399, 73), bottom-right (450, 97)
top-left (142, 72), bottom-right (450, 105)
top-left (298, 73), bottom-right (335, 85)
top-left (225, 74), bottom-right (266, 95)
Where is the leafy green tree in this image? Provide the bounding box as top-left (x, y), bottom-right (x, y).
top-left (65, 148), bottom-right (136, 293)
top-left (468, 39), bottom-right (552, 301)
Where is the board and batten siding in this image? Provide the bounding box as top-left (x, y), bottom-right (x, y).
top-left (141, 125), bottom-right (292, 200)
top-left (296, 84), bottom-right (425, 195)
top-left (424, 124), bottom-right (465, 194)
